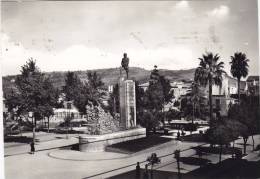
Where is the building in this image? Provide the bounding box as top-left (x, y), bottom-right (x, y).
top-left (170, 81), bottom-right (192, 101)
top-left (138, 82), bottom-right (149, 91)
top-left (108, 85), bottom-right (114, 93)
top-left (246, 75), bottom-right (259, 96)
top-left (208, 74), bottom-right (247, 117)
top-left (139, 80), bottom-right (193, 101)
top-left (51, 101), bottom-right (84, 122)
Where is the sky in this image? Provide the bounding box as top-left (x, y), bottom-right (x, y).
top-left (1, 0), bottom-right (259, 76)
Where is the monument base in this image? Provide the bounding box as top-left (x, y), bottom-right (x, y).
top-left (79, 128), bottom-right (146, 152)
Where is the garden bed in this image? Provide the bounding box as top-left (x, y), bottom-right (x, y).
top-left (106, 134), bottom-right (172, 153)
top-left (193, 146), bottom-right (242, 155)
top-left (4, 136), bottom-right (32, 143)
top-left (180, 133), bottom-right (206, 142)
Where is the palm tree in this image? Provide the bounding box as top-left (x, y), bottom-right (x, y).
top-left (194, 52), bottom-right (226, 124)
top-left (230, 52), bottom-right (249, 103)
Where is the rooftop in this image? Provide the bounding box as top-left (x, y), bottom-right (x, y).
top-left (247, 75), bottom-right (259, 82)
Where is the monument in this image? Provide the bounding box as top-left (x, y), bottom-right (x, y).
top-left (119, 53), bottom-right (136, 129)
top-left (78, 53), bottom-right (146, 152)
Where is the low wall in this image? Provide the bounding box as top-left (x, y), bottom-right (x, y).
top-left (79, 128), bottom-right (146, 152)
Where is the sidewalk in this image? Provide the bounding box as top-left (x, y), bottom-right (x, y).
top-left (4, 133), bottom-right (79, 156)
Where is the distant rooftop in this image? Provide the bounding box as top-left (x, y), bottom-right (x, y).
top-left (247, 75), bottom-right (259, 82)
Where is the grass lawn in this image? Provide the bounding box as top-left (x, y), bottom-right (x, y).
top-left (180, 133), bottom-right (206, 143)
top-left (107, 134), bottom-right (173, 153)
top-left (4, 136), bottom-right (32, 143)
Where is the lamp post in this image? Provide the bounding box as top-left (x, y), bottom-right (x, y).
top-left (174, 149), bottom-right (181, 179)
top-left (29, 112), bottom-right (35, 143)
top-left (66, 101), bottom-right (72, 139)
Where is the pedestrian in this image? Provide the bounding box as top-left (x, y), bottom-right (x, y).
top-left (136, 162), bottom-right (140, 179)
top-left (143, 164), bottom-right (149, 179)
top-left (177, 131), bottom-right (180, 140)
top-left (30, 141), bottom-right (35, 154)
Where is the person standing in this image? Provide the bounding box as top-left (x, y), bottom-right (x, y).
top-left (143, 164), bottom-right (149, 179)
top-left (30, 141), bottom-right (35, 154)
top-left (136, 162), bottom-right (141, 179)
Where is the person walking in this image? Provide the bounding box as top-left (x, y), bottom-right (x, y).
top-left (143, 164), bottom-right (149, 179)
top-left (30, 141), bottom-right (35, 154)
top-left (136, 162), bottom-right (141, 179)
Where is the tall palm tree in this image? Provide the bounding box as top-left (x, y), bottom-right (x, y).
top-left (230, 52), bottom-right (249, 103)
top-left (194, 52), bottom-right (226, 124)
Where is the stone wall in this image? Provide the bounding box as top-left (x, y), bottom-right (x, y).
top-left (86, 104), bottom-right (120, 134)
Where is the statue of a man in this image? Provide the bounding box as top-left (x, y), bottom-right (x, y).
top-left (121, 53), bottom-right (129, 79)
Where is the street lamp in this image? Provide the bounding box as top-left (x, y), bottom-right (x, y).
top-left (66, 101), bottom-right (72, 139)
top-left (29, 111), bottom-right (35, 143)
top-left (174, 149), bottom-right (181, 179)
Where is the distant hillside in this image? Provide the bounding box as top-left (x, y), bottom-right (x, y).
top-left (2, 67), bottom-right (196, 94)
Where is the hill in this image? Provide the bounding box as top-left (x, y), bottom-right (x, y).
top-left (2, 67), bottom-right (196, 94)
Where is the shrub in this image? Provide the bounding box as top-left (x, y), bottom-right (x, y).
top-left (254, 144), bottom-right (260, 151)
top-left (184, 123), bottom-right (198, 132)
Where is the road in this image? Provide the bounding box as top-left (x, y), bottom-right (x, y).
top-left (4, 133), bottom-right (260, 179)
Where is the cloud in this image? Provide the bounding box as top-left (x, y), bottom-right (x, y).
top-left (207, 5), bottom-right (230, 19)
top-left (1, 33), bottom-right (197, 76)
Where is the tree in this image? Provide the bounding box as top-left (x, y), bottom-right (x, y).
top-left (135, 81), bottom-right (146, 125)
top-left (182, 82), bottom-right (205, 125)
top-left (147, 153), bottom-right (160, 178)
top-left (194, 52), bottom-right (226, 124)
top-left (4, 88), bottom-right (23, 136)
top-left (136, 66), bottom-right (173, 134)
top-left (166, 109), bottom-right (180, 122)
top-left (87, 71), bottom-right (104, 91)
top-left (42, 77), bottom-right (60, 132)
top-left (190, 83), bottom-right (200, 124)
top-left (106, 84), bottom-right (120, 117)
top-left (174, 100), bottom-right (180, 107)
top-left (86, 71), bottom-right (105, 106)
top-left (225, 119), bottom-right (245, 157)
top-left (230, 52), bottom-right (249, 103)
top-left (150, 65), bottom-right (160, 82)
top-left (205, 122), bottom-right (233, 163)
top-left (63, 71), bottom-right (82, 101)
top-left (14, 59), bottom-right (58, 141)
top-left (228, 102), bottom-right (257, 153)
top-left (160, 75), bottom-right (174, 124)
top-left (72, 71), bottom-right (105, 131)
top-left (149, 65), bottom-right (173, 123)
top-left (4, 88), bottom-right (22, 120)
top-left (144, 79), bottom-right (164, 129)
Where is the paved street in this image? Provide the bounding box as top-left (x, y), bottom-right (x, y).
top-left (4, 133), bottom-right (260, 179)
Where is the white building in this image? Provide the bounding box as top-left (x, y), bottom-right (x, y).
top-left (207, 74), bottom-right (246, 117)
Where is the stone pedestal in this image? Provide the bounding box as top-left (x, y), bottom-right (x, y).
top-left (79, 128), bottom-right (146, 152)
top-left (119, 78), bottom-right (136, 129)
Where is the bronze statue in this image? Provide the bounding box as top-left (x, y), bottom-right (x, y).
top-left (121, 53), bottom-right (129, 79)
